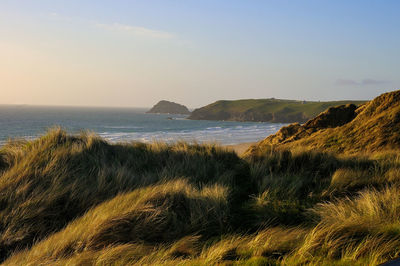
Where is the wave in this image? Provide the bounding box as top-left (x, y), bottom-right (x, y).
top-left (97, 123), bottom-right (283, 145)
top-left (103, 126), bottom-right (144, 129)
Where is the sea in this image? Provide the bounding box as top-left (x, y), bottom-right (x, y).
top-left (0, 105), bottom-right (287, 146)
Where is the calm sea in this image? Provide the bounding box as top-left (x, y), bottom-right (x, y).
top-left (0, 105), bottom-right (286, 146)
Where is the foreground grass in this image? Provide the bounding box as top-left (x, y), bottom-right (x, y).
top-left (1, 129), bottom-right (400, 265)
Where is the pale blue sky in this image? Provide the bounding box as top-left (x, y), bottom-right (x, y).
top-left (1, 1), bottom-right (399, 107)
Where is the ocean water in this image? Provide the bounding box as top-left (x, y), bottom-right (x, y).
top-left (0, 105), bottom-right (287, 146)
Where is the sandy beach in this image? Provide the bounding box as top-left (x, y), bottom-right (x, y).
top-left (225, 142), bottom-right (256, 156)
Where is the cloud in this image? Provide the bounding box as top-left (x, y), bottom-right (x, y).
top-left (48, 12), bottom-right (75, 22)
top-left (335, 78), bottom-right (390, 86)
top-left (95, 23), bottom-right (174, 39)
top-left (48, 13), bottom-right (175, 40)
top-left (335, 79), bottom-right (359, 86)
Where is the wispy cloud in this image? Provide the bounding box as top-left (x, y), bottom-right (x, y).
top-left (335, 78), bottom-right (390, 86)
top-left (335, 79), bottom-right (359, 86)
top-left (48, 12), bottom-right (74, 22)
top-left (95, 23), bottom-right (175, 39)
top-left (48, 13), bottom-right (175, 40)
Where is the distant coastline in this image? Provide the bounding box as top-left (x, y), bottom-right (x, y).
top-left (188, 98), bottom-right (366, 123)
top-left (0, 105), bottom-right (284, 147)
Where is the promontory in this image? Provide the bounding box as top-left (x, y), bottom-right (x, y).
top-left (188, 98), bottom-right (365, 123)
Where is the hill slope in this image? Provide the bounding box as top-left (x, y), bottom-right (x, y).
top-left (247, 90), bottom-right (400, 155)
top-left (188, 98), bottom-right (365, 123)
top-left (146, 100), bottom-right (191, 115)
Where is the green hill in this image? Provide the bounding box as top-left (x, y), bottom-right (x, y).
top-left (146, 100), bottom-right (191, 115)
top-left (188, 98), bottom-right (366, 123)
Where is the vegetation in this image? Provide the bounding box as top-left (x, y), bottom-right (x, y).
top-left (1, 91), bottom-right (400, 265)
top-left (0, 129), bottom-right (398, 265)
top-left (189, 98), bottom-right (365, 123)
top-left (147, 100), bottom-right (191, 115)
top-left (249, 90), bottom-right (400, 154)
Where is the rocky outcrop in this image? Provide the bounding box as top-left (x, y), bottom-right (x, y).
top-left (303, 104), bottom-right (357, 129)
top-left (147, 101), bottom-right (191, 115)
top-left (259, 104), bottom-right (359, 146)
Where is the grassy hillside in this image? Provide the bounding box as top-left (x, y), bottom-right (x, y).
top-left (0, 128), bottom-right (248, 262)
top-left (189, 98), bottom-right (365, 123)
top-left (1, 125), bottom-right (400, 265)
top-left (248, 90), bottom-right (400, 155)
top-left (147, 100), bottom-right (191, 115)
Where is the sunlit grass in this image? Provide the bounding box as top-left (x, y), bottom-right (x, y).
top-left (1, 128), bottom-right (400, 265)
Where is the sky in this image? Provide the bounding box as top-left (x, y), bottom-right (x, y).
top-left (1, 0), bottom-right (399, 108)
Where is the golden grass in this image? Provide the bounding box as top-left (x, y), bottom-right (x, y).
top-left (3, 179), bottom-right (229, 265)
top-left (1, 128), bottom-right (400, 265)
top-left (285, 186), bottom-right (400, 265)
top-left (248, 90), bottom-right (400, 156)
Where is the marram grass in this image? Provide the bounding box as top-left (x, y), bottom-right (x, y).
top-left (1, 128), bottom-right (400, 265)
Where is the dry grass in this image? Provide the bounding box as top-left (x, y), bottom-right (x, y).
top-left (0, 128), bottom-right (245, 261)
top-left (4, 179), bottom-right (229, 265)
top-left (249, 90), bottom-right (400, 155)
top-left (285, 186), bottom-right (400, 265)
top-left (1, 128), bottom-right (400, 265)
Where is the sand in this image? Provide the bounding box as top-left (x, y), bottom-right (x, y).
top-left (224, 142), bottom-right (256, 156)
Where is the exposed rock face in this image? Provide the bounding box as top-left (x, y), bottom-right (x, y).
top-left (263, 123), bottom-right (304, 145)
top-left (247, 90), bottom-right (400, 154)
top-left (303, 104), bottom-right (357, 129)
top-left (147, 101), bottom-right (191, 115)
top-left (260, 104), bottom-right (359, 146)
